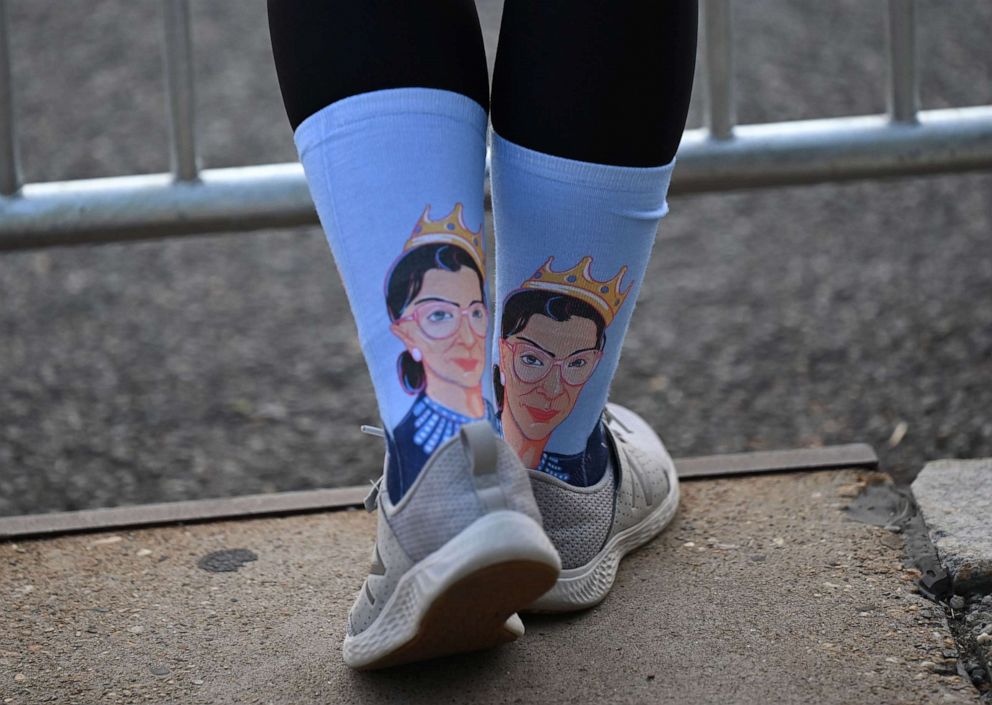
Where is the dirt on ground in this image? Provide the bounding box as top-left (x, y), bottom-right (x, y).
top-left (0, 469), bottom-right (982, 704)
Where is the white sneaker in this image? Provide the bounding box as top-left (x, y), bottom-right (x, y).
top-left (525, 403), bottom-right (680, 613)
top-left (344, 421), bottom-right (561, 669)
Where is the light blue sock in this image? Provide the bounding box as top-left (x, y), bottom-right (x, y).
top-left (489, 129), bottom-right (675, 487)
top-left (294, 88), bottom-right (492, 502)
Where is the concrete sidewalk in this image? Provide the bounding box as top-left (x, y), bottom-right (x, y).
top-left (0, 469), bottom-right (979, 705)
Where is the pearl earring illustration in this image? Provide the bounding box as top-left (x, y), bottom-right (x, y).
top-left (411, 347), bottom-right (423, 362)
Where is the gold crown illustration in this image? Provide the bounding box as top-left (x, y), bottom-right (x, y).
top-left (521, 256), bottom-right (630, 326)
top-left (403, 203), bottom-right (484, 271)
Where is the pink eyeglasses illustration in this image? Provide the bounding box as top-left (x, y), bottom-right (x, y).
top-left (506, 340), bottom-right (603, 386)
top-left (397, 301), bottom-right (489, 340)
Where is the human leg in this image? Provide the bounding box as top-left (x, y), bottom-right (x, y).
top-left (491, 0), bottom-right (697, 168)
top-left (268, 0), bottom-right (494, 500)
top-left (268, 0), bottom-right (489, 132)
top-left (489, 0), bottom-right (698, 608)
top-left (267, 0), bottom-right (560, 666)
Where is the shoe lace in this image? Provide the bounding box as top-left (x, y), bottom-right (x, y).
top-left (602, 405), bottom-right (632, 434)
top-left (359, 425), bottom-right (385, 511)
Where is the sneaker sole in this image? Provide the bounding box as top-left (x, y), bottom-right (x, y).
top-left (526, 406), bottom-right (680, 613)
top-left (343, 510), bottom-right (560, 670)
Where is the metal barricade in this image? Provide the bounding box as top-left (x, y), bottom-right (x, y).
top-left (1, 0), bottom-right (990, 252)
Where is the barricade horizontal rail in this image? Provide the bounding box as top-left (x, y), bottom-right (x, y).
top-left (1, 106), bottom-right (991, 252)
top-left (1, 0), bottom-right (990, 252)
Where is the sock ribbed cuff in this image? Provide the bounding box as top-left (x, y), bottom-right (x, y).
top-left (490, 128), bottom-right (675, 205)
top-left (295, 87), bottom-right (488, 160)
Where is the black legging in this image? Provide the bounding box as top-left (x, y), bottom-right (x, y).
top-left (267, 1), bottom-right (697, 168)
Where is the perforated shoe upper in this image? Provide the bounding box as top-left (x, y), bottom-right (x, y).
top-left (528, 403), bottom-right (674, 570)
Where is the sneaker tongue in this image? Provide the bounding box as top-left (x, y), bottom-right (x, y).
top-left (459, 421), bottom-right (508, 513)
top-left (459, 421), bottom-right (498, 478)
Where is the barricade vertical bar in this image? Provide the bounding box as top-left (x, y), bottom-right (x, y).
top-left (701, 0), bottom-right (736, 140)
top-left (0, 0), bottom-right (22, 196)
top-left (162, 0), bottom-right (199, 181)
top-left (887, 0), bottom-right (919, 124)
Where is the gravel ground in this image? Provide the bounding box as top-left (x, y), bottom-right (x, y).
top-left (952, 593), bottom-right (992, 697)
top-left (1, 0), bottom-right (991, 516)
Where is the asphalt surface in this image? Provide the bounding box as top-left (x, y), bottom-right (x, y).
top-left (0, 469), bottom-right (981, 704)
top-left (1, 1), bottom-right (991, 516)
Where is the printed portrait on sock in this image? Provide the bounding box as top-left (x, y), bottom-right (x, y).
top-left (494, 256), bottom-right (629, 477)
top-left (385, 203), bottom-right (491, 469)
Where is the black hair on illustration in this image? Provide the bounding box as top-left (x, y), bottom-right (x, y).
top-left (492, 289), bottom-right (606, 411)
top-left (386, 243), bottom-right (485, 394)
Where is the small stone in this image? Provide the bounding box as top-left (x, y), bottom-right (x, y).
top-left (149, 664), bottom-right (170, 677)
top-left (920, 660), bottom-right (936, 670)
top-left (888, 421), bottom-right (908, 448)
top-left (136, 549), bottom-right (153, 557)
top-left (977, 633), bottom-right (992, 645)
top-left (837, 482), bottom-right (865, 498)
top-left (128, 626), bottom-right (144, 635)
top-left (13, 673), bottom-right (26, 682)
top-left (192, 679), bottom-right (204, 686)
top-left (950, 595), bottom-right (966, 610)
top-left (90, 535), bottom-right (123, 546)
top-left (932, 661), bottom-right (959, 676)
